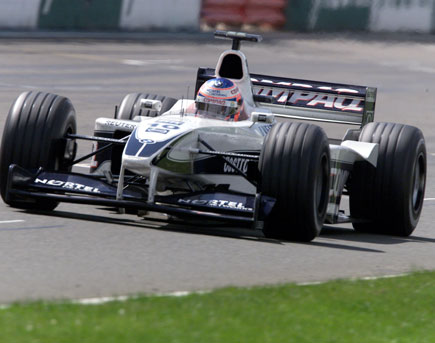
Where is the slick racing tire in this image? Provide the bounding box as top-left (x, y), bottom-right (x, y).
top-left (259, 122), bottom-right (330, 242)
top-left (0, 91), bottom-right (77, 210)
top-left (349, 122), bottom-right (426, 236)
top-left (116, 93), bottom-right (177, 120)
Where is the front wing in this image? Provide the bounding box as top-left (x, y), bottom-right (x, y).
top-left (5, 165), bottom-right (275, 226)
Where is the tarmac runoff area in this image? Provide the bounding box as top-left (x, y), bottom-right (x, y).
top-left (0, 32), bottom-right (434, 303)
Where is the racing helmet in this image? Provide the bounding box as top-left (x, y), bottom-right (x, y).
top-left (195, 78), bottom-right (244, 121)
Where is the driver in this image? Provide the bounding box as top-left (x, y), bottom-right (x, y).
top-left (194, 77), bottom-right (246, 121)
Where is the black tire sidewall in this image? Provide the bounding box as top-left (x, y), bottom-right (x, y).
top-left (259, 122), bottom-right (330, 241)
top-left (350, 122), bottom-right (426, 235)
top-left (0, 92), bottom-right (76, 208)
top-left (401, 136), bottom-right (426, 230)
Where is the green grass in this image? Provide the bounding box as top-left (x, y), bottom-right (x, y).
top-left (1, 271), bottom-right (434, 343)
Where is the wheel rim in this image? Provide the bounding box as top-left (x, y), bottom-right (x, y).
top-left (411, 152), bottom-right (425, 213)
top-left (55, 125), bottom-right (76, 172)
top-left (315, 153), bottom-right (329, 215)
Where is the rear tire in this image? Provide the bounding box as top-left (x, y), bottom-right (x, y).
top-left (116, 93), bottom-right (177, 120)
top-left (259, 122), bottom-right (330, 242)
top-left (0, 91), bottom-right (77, 210)
top-left (349, 122), bottom-right (426, 236)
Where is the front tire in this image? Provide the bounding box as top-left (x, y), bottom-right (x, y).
top-left (259, 122), bottom-right (330, 242)
top-left (349, 122), bottom-right (426, 236)
top-left (0, 91), bottom-right (77, 210)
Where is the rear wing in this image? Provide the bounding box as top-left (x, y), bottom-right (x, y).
top-left (195, 68), bottom-right (377, 127)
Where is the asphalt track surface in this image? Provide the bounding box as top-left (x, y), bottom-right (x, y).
top-left (0, 33), bottom-right (434, 303)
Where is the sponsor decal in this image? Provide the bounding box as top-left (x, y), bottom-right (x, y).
top-left (144, 119), bottom-right (184, 135)
top-left (178, 198), bottom-right (252, 211)
top-left (138, 138), bottom-right (156, 144)
top-left (34, 178), bottom-right (100, 193)
top-left (104, 120), bottom-right (136, 131)
top-left (203, 97), bottom-right (227, 105)
top-left (213, 79), bottom-right (223, 87)
top-left (251, 77), bottom-right (361, 94)
top-left (223, 157), bottom-right (249, 174)
top-left (205, 89), bottom-right (224, 97)
top-left (126, 119), bottom-right (188, 157)
top-left (254, 87), bottom-right (363, 112)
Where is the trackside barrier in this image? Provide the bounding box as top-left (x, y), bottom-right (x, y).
top-left (0, 0), bottom-right (40, 29)
top-left (0, 0), bottom-right (434, 33)
top-left (0, 0), bottom-right (201, 31)
top-left (201, 0), bottom-right (287, 29)
top-left (245, 0), bottom-right (286, 27)
top-left (38, 0), bottom-right (122, 30)
top-left (370, 0), bottom-right (433, 32)
top-left (285, 0), bottom-right (435, 33)
top-left (201, 0), bottom-right (245, 26)
top-left (119, 0), bottom-right (201, 30)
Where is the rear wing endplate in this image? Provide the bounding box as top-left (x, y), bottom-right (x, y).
top-left (196, 68), bottom-right (376, 127)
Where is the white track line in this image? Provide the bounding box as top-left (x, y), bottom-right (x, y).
top-left (0, 220), bottom-right (25, 224)
top-left (425, 198), bottom-right (435, 201)
top-left (68, 274), bottom-right (412, 306)
top-left (0, 273), bottom-right (415, 309)
top-left (358, 273), bottom-right (409, 281)
top-left (75, 295), bottom-right (130, 305)
top-left (296, 273), bottom-right (409, 286)
top-left (74, 290), bottom-right (210, 305)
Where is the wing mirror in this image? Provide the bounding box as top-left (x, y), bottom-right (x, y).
top-left (251, 111), bottom-right (274, 123)
top-left (140, 99), bottom-right (162, 112)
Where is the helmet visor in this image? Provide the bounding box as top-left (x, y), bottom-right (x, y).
top-left (194, 99), bottom-right (239, 120)
top-left (196, 102), bottom-right (237, 115)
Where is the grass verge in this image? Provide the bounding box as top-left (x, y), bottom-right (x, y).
top-left (1, 271), bottom-right (434, 343)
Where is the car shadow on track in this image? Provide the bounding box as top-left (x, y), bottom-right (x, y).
top-left (321, 225), bottom-right (435, 245)
top-left (19, 209), bottom-right (432, 251)
top-left (161, 223), bottom-right (389, 253)
top-left (21, 209), bottom-right (282, 245)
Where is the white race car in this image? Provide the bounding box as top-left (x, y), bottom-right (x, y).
top-left (0, 31), bottom-right (427, 241)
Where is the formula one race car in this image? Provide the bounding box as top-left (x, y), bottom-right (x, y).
top-left (0, 31), bottom-right (427, 241)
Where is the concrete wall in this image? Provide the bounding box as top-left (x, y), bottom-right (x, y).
top-left (0, 0), bottom-right (40, 29)
top-left (0, 0), bottom-right (434, 33)
top-left (120, 0), bottom-right (201, 30)
top-left (0, 0), bottom-right (201, 30)
top-left (38, 0), bottom-right (123, 30)
top-left (286, 0), bottom-right (435, 32)
top-left (370, 0), bottom-right (434, 33)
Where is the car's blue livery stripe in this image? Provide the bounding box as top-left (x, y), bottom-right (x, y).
top-left (138, 134), bottom-right (184, 157)
top-left (124, 128), bottom-right (144, 156)
top-left (124, 128), bottom-right (186, 158)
